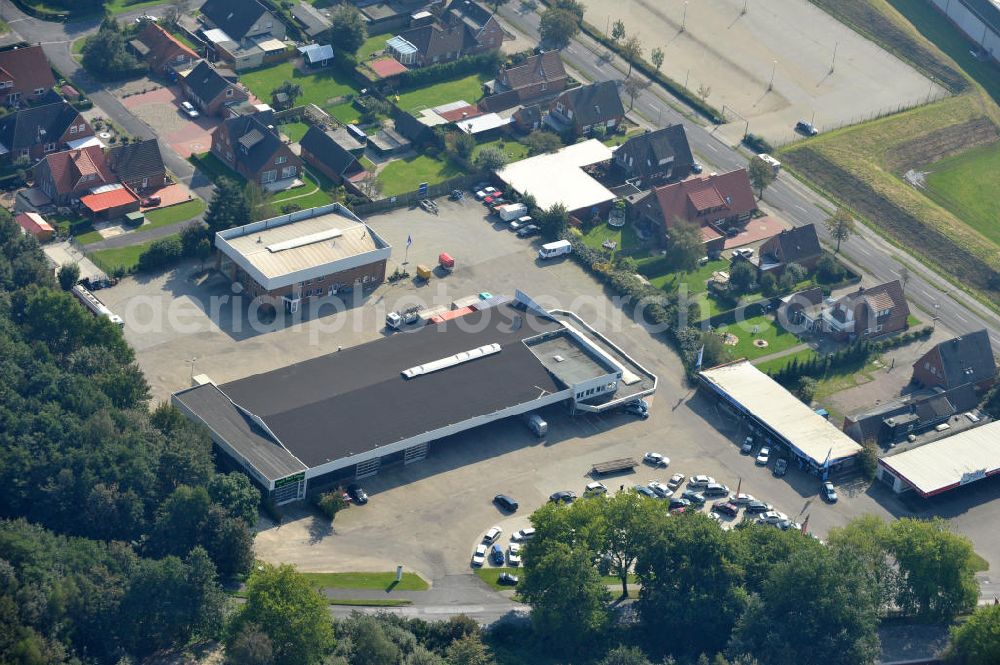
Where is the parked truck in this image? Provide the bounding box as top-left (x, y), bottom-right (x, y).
top-left (495, 202), bottom-right (528, 222)
top-left (386, 305), bottom-right (421, 330)
top-left (72, 284), bottom-right (124, 328)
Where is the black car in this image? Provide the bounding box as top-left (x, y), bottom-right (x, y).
top-left (498, 572), bottom-right (519, 586)
top-left (549, 490), bottom-right (576, 503)
top-left (744, 500), bottom-right (770, 514)
top-left (703, 483), bottom-right (730, 498)
top-left (493, 494), bottom-right (519, 512)
top-left (795, 120), bottom-right (819, 136)
top-left (681, 489), bottom-right (705, 505)
top-left (691, 161), bottom-right (703, 174)
top-left (669, 497), bottom-right (691, 510)
top-left (347, 483), bottom-right (368, 504)
top-left (516, 224), bottom-right (540, 238)
top-left (623, 402), bottom-right (650, 419)
top-left (772, 459), bottom-right (788, 477)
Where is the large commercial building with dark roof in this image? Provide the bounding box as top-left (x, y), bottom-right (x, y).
top-left (173, 292), bottom-right (657, 503)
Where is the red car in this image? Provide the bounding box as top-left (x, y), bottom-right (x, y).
top-left (712, 501), bottom-right (739, 517)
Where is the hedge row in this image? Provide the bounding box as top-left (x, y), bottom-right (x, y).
top-left (11, 0), bottom-right (68, 21)
top-left (563, 233), bottom-right (704, 375)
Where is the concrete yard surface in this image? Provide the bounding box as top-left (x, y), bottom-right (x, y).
top-left (582, 0), bottom-right (945, 144)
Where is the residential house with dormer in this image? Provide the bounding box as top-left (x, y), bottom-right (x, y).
top-left (212, 112), bottom-right (301, 186)
top-left (128, 23), bottom-right (200, 76)
top-left (199, 0), bottom-right (286, 70)
top-left (33, 145), bottom-right (116, 205)
top-left (180, 60), bottom-right (248, 116)
top-left (0, 100), bottom-right (94, 164)
top-left (547, 81), bottom-right (624, 136)
top-left (754, 224), bottom-right (822, 276)
top-left (912, 330), bottom-right (996, 392)
top-left (611, 124), bottom-right (694, 187)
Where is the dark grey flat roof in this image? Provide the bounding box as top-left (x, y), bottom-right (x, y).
top-left (174, 383), bottom-right (307, 481)
top-left (182, 304), bottom-right (566, 476)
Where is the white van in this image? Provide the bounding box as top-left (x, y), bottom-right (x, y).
top-left (526, 413), bottom-right (548, 437)
top-left (538, 239), bottom-right (572, 260)
top-left (757, 153), bottom-right (781, 176)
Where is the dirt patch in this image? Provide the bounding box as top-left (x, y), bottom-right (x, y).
top-left (885, 118), bottom-right (999, 172)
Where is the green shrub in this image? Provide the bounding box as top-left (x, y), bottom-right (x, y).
top-left (137, 236), bottom-right (183, 272)
top-left (313, 490), bottom-right (347, 520)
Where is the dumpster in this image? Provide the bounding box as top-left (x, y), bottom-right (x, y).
top-left (416, 264), bottom-right (433, 281)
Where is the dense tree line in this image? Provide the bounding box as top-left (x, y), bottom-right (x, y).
top-left (518, 491), bottom-right (980, 664)
top-left (0, 211), bottom-right (259, 662)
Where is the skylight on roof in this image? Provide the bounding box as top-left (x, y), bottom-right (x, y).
top-left (266, 228), bottom-right (343, 253)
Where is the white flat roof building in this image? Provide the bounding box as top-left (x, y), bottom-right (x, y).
top-left (699, 360), bottom-right (863, 472)
top-left (496, 139), bottom-right (616, 213)
top-left (878, 421), bottom-right (1000, 497)
top-left (215, 203), bottom-right (391, 293)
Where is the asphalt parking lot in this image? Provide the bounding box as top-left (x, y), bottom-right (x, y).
top-left (101, 194), bottom-right (1000, 583)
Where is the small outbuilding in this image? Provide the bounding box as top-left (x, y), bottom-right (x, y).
top-left (14, 211), bottom-right (55, 242)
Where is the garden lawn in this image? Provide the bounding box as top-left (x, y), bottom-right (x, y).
top-left (394, 72), bottom-right (490, 112)
top-left (326, 101), bottom-right (361, 125)
top-left (377, 154), bottom-right (462, 196)
top-left (189, 152), bottom-right (238, 183)
top-left (357, 32), bottom-right (393, 60)
top-left (925, 142), bottom-right (1000, 247)
top-left (327, 598), bottom-right (412, 607)
top-left (271, 170), bottom-right (334, 209)
top-left (89, 236), bottom-right (167, 273)
top-left (649, 258), bottom-right (728, 293)
top-left (104, 0), bottom-right (167, 15)
top-left (299, 571), bottom-right (429, 591)
top-left (714, 314), bottom-right (803, 361)
top-left (472, 138), bottom-right (529, 162)
top-left (578, 222), bottom-right (639, 256)
top-left (754, 347), bottom-right (818, 375)
top-left (241, 61), bottom-right (357, 109)
top-left (279, 121), bottom-right (310, 143)
top-left (143, 199), bottom-right (206, 231)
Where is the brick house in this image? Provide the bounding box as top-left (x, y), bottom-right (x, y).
top-left (299, 126), bottom-right (363, 185)
top-left (755, 224), bottom-right (822, 275)
top-left (33, 146), bottom-right (116, 205)
top-left (199, 0), bottom-right (285, 46)
top-left (912, 329), bottom-right (996, 392)
top-left (0, 45), bottom-right (57, 107)
top-left (817, 281), bottom-right (910, 342)
top-left (106, 138), bottom-right (167, 192)
top-left (212, 113), bottom-right (302, 186)
top-left (547, 81), bottom-right (624, 136)
top-left (492, 51), bottom-right (567, 104)
top-left (129, 23), bottom-right (200, 75)
top-left (631, 169), bottom-right (757, 253)
top-left (611, 124), bottom-right (694, 187)
top-left (0, 100), bottom-right (94, 164)
top-left (180, 60), bottom-right (248, 116)
top-left (388, 0), bottom-right (505, 67)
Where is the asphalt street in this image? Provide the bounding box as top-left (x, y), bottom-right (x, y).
top-left (497, 4), bottom-right (1000, 349)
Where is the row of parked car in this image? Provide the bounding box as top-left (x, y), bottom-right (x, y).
top-left (471, 524), bottom-right (537, 585)
top-left (740, 435), bottom-right (838, 502)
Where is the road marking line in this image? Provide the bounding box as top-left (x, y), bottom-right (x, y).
top-left (705, 143), bottom-right (718, 152)
top-left (954, 313), bottom-right (968, 323)
top-left (794, 204), bottom-right (807, 212)
top-left (922, 290), bottom-right (932, 298)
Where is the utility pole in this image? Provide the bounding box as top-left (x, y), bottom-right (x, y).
top-left (741, 0), bottom-right (748, 15)
top-left (830, 41), bottom-right (838, 73)
top-left (681, 1), bottom-right (688, 33)
top-left (768, 59), bottom-right (777, 91)
top-left (684, 68), bottom-right (690, 89)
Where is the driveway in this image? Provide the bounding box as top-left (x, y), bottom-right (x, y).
top-left (122, 86), bottom-right (219, 158)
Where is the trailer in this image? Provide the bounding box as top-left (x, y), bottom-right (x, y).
top-left (591, 458), bottom-right (639, 476)
top-left (72, 284), bottom-right (124, 328)
top-left (438, 252), bottom-right (454, 273)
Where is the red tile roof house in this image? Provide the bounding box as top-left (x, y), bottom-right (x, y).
top-left (129, 23), bottom-right (200, 75)
top-left (492, 51), bottom-right (566, 103)
top-left (33, 145), bottom-right (117, 206)
top-left (631, 169), bottom-right (757, 255)
top-left (0, 45), bottom-right (57, 108)
top-left (388, 0), bottom-right (506, 68)
top-left (547, 81), bottom-right (624, 137)
top-left (212, 112), bottom-right (302, 187)
top-left (796, 280), bottom-right (911, 342)
top-left (753, 224), bottom-right (822, 276)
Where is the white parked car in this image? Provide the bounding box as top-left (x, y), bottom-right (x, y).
top-left (483, 526), bottom-right (503, 543)
top-left (731, 493), bottom-right (756, 506)
top-left (475, 190), bottom-right (487, 200)
top-left (648, 481), bottom-right (673, 498)
top-left (508, 543), bottom-right (522, 566)
top-left (755, 447), bottom-right (770, 466)
top-left (667, 473), bottom-right (686, 489)
top-left (180, 101), bottom-right (200, 118)
top-left (511, 527), bottom-right (536, 542)
top-left (688, 475), bottom-right (716, 488)
top-left (759, 510), bottom-right (788, 525)
top-left (731, 248), bottom-right (754, 259)
top-left (472, 544), bottom-right (487, 566)
top-left (585, 481), bottom-right (608, 495)
top-left (644, 452), bottom-right (669, 467)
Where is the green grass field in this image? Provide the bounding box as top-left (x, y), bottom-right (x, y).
top-left (241, 62), bottom-right (358, 109)
top-left (648, 258), bottom-right (728, 293)
top-left (579, 222), bottom-right (640, 256)
top-left (299, 571), bottom-right (429, 591)
top-left (395, 72), bottom-right (490, 112)
top-left (714, 314), bottom-right (804, 361)
top-left (103, 0), bottom-right (167, 15)
top-left (326, 101), bottom-right (361, 125)
top-left (357, 32), bottom-right (392, 61)
top-left (90, 236), bottom-right (168, 273)
top-left (327, 598), bottom-right (412, 607)
top-left (189, 152), bottom-right (236, 183)
top-left (271, 170), bottom-right (334, 209)
top-left (278, 121), bottom-right (310, 143)
top-left (377, 154), bottom-right (462, 196)
top-left (474, 567), bottom-right (637, 591)
top-left (754, 348), bottom-right (818, 375)
top-left (143, 199), bottom-right (206, 230)
top-left (472, 138), bottom-right (529, 162)
top-left (925, 142), bottom-right (1000, 247)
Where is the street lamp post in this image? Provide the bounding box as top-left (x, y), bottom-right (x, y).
top-left (681, 1), bottom-right (688, 33)
top-left (830, 41), bottom-right (838, 73)
top-left (187, 357), bottom-right (198, 382)
top-left (741, 0), bottom-right (748, 15)
top-left (768, 59), bottom-right (777, 91)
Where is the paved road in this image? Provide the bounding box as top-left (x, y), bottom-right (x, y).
top-left (1, 0), bottom-right (215, 208)
top-left (498, 4), bottom-right (1000, 348)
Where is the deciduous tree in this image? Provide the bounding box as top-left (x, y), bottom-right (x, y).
top-left (327, 4), bottom-right (368, 54)
top-left (946, 604), bottom-right (1000, 665)
top-left (824, 207), bottom-right (856, 253)
top-left (651, 47), bottom-right (664, 72)
top-left (57, 262), bottom-right (80, 290)
top-left (747, 155), bottom-right (776, 200)
top-left (540, 8), bottom-right (580, 49)
top-left (621, 35), bottom-right (642, 77)
top-left (611, 19), bottom-right (626, 42)
top-left (888, 518), bottom-right (979, 619)
top-left (475, 145), bottom-right (508, 172)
